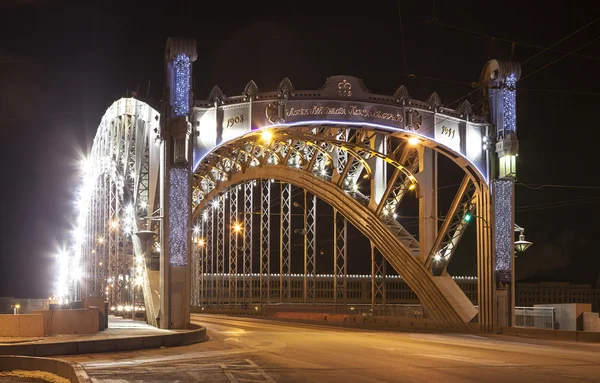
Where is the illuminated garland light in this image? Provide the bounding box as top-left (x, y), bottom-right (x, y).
top-left (169, 168), bottom-right (189, 266)
top-left (173, 54), bottom-right (191, 117)
top-left (494, 179), bottom-right (513, 271)
top-left (503, 74), bottom-right (517, 134)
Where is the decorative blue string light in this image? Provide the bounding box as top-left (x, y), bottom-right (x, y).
top-left (503, 74), bottom-right (516, 134)
top-left (169, 167), bottom-right (189, 266)
top-left (174, 54), bottom-right (191, 117)
top-left (494, 179), bottom-right (513, 271)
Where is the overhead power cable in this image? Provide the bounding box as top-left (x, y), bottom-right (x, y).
top-left (517, 183), bottom-right (600, 190)
top-left (521, 36), bottom-right (600, 82)
top-left (522, 15), bottom-right (600, 65)
top-left (397, 0), bottom-right (410, 75)
top-left (432, 19), bottom-right (600, 63)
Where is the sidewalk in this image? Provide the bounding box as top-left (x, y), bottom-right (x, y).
top-left (0, 316), bottom-right (172, 346)
top-left (0, 316), bottom-right (206, 356)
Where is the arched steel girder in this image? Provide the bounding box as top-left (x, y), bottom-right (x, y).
top-left (194, 127), bottom-right (421, 201)
top-left (264, 124), bottom-right (487, 194)
top-left (192, 167), bottom-right (469, 331)
top-left (193, 125), bottom-right (486, 268)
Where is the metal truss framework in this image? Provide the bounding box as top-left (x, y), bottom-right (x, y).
top-left (190, 125), bottom-right (493, 330)
top-left (333, 209), bottom-right (347, 311)
top-left (229, 186), bottom-right (239, 307)
top-left (75, 99), bottom-right (159, 319)
top-left (243, 181), bottom-right (254, 306)
top-left (260, 180), bottom-right (271, 305)
top-left (280, 183), bottom-right (292, 301)
top-left (303, 191), bottom-right (317, 304)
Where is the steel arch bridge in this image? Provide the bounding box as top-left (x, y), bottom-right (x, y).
top-left (70, 38), bottom-right (521, 331)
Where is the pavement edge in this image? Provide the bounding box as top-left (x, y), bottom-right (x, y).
top-left (0, 324), bottom-right (207, 357)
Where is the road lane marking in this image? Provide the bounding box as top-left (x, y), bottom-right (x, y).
top-left (219, 359), bottom-right (276, 383)
top-left (414, 353), bottom-right (507, 366)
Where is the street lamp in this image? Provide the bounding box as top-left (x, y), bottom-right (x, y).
top-left (232, 223), bottom-right (242, 233)
top-left (510, 224), bottom-right (533, 326)
top-left (11, 304), bottom-right (20, 315)
top-left (514, 225), bottom-right (532, 253)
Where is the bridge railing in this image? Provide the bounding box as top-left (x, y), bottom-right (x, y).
top-left (192, 303), bottom-right (431, 319)
top-left (514, 306), bottom-right (556, 330)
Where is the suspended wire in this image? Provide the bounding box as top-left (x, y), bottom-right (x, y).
top-left (518, 87), bottom-right (600, 96)
top-left (432, 20), bottom-right (600, 63)
top-left (397, 0), bottom-right (410, 75)
top-left (521, 36), bottom-right (600, 82)
top-left (404, 73), bottom-right (474, 87)
top-left (517, 196), bottom-right (600, 209)
top-left (521, 15), bottom-right (600, 65)
top-left (517, 183), bottom-right (600, 190)
top-left (516, 197), bottom-right (600, 213)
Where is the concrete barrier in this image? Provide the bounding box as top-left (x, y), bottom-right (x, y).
top-left (32, 308), bottom-right (99, 335)
top-left (501, 326), bottom-right (600, 342)
top-left (0, 314), bottom-right (44, 337)
top-left (269, 311), bottom-right (442, 331)
top-left (0, 355), bottom-right (91, 382)
top-left (0, 324), bottom-right (206, 357)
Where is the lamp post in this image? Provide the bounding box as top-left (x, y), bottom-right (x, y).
top-left (511, 224), bottom-right (532, 326)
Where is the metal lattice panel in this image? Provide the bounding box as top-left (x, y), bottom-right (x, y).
top-left (379, 149), bottom-right (420, 217)
top-left (426, 177), bottom-right (477, 271)
top-left (280, 183), bottom-right (292, 301)
top-left (371, 244), bottom-right (387, 316)
top-left (304, 191), bottom-right (317, 303)
top-left (243, 181), bottom-right (253, 305)
top-left (228, 187), bottom-right (239, 306)
top-left (216, 195), bottom-right (225, 307)
top-left (333, 209), bottom-right (347, 311)
top-left (205, 208), bottom-right (214, 308)
top-left (199, 216), bottom-right (205, 306)
top-left (260, 180), bottom-right (271, 304)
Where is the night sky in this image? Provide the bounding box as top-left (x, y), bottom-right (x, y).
top-left (1, 0), bottom-right (599, 298)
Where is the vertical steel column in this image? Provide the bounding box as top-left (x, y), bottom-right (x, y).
top-left (371, 241), bottom-right (386, 316)
top-left (100, 176), bottom-right (107, 299)
top-left (86, 190), bottom-right (93, 298)
top-left (243, 181), bottom-right (253, 307)
top-left (108, 175), bottom-right (118, 305)
top-left (190, 230), bottom-right (196, 307)
top-left (93, 186), bottom-right (100, 297)
top-left (418, 146), bottom-right (438, 263)
top-left (280, 183), bottom-right (291, 302)
top-left (229, 187), bottom-right (239, 308)
top-left (333, 209), bottom-right (347, 312)
top-left (191, 218), bottom-right (201, 307)
top-left (199, 214), bottom-right (205, 307)
top-left (216, 195), bottom-right (225, 307)
top-left (206, 207), bottom-right (214, 308)
top-left (477, 183), bottom-right (495, 331)
top-left (303, 191), bottom-right (317, 304)
top-left (260, 180), bottom-right (271, 305)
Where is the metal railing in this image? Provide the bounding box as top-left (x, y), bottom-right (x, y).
top-left (193, 303), bottom-right (430, 319)
top-left (514, 306), bottom-right (555, 330)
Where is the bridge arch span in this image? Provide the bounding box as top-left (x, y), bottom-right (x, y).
top-left (192, 124), bottom-right (491, 330)
top-left (195, 166), bottom-right (472, 329)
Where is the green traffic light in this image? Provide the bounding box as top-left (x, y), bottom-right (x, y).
top-left (464, 213), bottom-right (472, 222)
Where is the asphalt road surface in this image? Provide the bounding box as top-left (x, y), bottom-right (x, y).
top-left (66, 314), bottom-right (600, 382)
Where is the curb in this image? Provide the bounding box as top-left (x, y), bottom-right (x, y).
top-left (0, 324), bottom-right (206, 357)
top-left (0, 355), bottom-right (91, 382)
